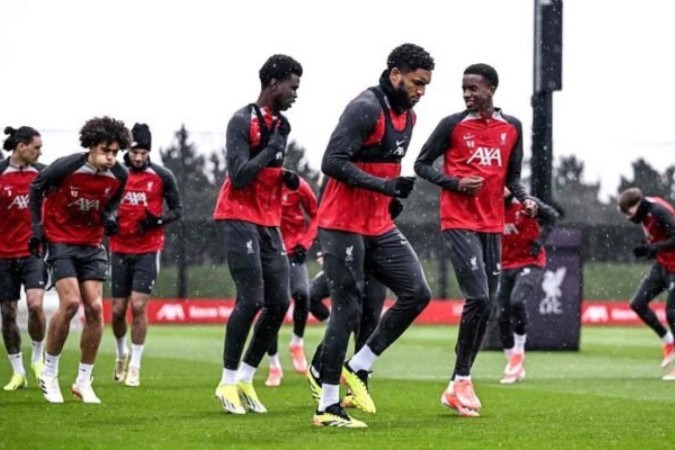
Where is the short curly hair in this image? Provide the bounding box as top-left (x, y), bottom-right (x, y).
top-left (259, 54), bottom-right (303, 88)
top-left (79, 116), bottom-right (132, 150)
top-left (464, 63), bottom-right (499, 88)
top-left (387, 43), bottom-right (435, 74)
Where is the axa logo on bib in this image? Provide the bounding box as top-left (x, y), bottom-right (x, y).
top-left (467, 147), bottom-right (502, 167)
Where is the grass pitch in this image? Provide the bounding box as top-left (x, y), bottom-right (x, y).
top-left (0, 325), bottom-right (672, 449)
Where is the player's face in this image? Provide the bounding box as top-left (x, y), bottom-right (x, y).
top-left (619, 204), bottom-right (640, 221)
top-left (392, 67), bottom-right (432, 108)
top-left (128, 148), bottom-right (150, 168)
top-left (17, 136), bottom-right (43, 164)
top-left (89, 141), bottom-right (120, 170)
top-left (462, 74), bottom-right (495, 112)
top-left (273, 74), bottom-right (300, 111)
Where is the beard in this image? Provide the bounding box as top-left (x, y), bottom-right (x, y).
top-left (393, 80), bottom-right (413, 110)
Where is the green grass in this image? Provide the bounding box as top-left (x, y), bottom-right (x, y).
top-left (1, 325), bottom-right (673, 449)
top-left (123, 261), bottom-right (655, 300)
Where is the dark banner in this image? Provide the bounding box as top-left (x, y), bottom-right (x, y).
top-left (484, 227), bottom-right (582, 351)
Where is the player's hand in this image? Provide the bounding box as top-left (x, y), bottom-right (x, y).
top-left (103, 218), bottom-right (119, 236)
top-left (282, 169), bottom-right (300, 191)
top-left (28, 224), bottom-right (44, 258)
top-left (385, 176), bottom-right (416, 198)
top-left (530, 239), bottom-right (543, 257)
top-left (522, 199), bottom-right (538, 217)
top-left (457, 175), bottom-right (484, 195)
top-left (289, 245), bottom-right (307, 265)
top-left (138, 210), bottom-right (163, 233)
top-left (267, 128), bottom-right (286, 152)
top-left (389, 198), bottom-right (404, 219)
top-left (633, 243), bottom-right (657, 259)
top-left (276, 117), bottom-right (291, 137)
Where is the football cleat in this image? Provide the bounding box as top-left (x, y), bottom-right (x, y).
top-left (306, 368), bottom-right (322, 403)
top-left (71, 377), bottom-right (101, 404)
top-left (340, 363), bottom-right (376, 414)
top-left (3, 373), bottom-right (28, 391)
top-left (312, 403), bottom-right (368, 428)
top-left (340, 392), bottom-right (355, 408)
top-left (441, 388), bottom-right (480, 417)
top-left (31, 360), bottom-right (45, 383)
top-left (39, 374), bottom-right (64, 403)
top-left (214, 383), bottom-right (246, 414)
top-left (452, 379), bottom-right (481, 411)
top-left (236, 381), bottom-right (267, 413)
top-left (661, 342), bottom-right (675, 369)
top-left (114, 354), bottom-right (129, 382)
top-left (125, 366), bottom-right (141, 387)
top-left (265, 366), bottom-right (283, 387)
top-left (289, 344), bottom-right (308, 373)
top-left (662, 369), bottom-right (675, 381)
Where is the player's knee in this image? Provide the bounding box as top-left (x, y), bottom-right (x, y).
top-left (413, 284), bottom-right (432, 309)
top-left (83, 301), bottom-right (103, 322)
top-left (26, 300), bottom-right (42, 317)
top-left (0, 303), bottom-right (17, 322)
top-left (61, 298), bottom-right (81, 318)
top-left (630, 299), bottom-right (647, 314)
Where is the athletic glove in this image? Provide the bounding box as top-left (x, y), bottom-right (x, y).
top-left (103, 218), bottom-right (119, 236)
top-left (384, 176), bottom-right (416, 198)
top-left (530, 239), bottom-right (543, 257)
top-left (282, 169), bottom-right (300, 191)
top-left (267, 128), bottom-right (286, 153)
top-left (289, 245), bottom-right (307, 265)
top-left (389, 198), bottom-right (404, 219)
top-left (633, 243), bottom-right (657, 259)
top-left (28, 224), bottom-right (44, 258)
top-left (138, 210), bottom-right (164, 233)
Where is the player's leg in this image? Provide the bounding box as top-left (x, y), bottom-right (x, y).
top-left (0, 258), bottom-right (27, 390)
top-left (313, 229), bottom-right (366, 425)
top-left (110, 252), bottom-right (131, 381)
top-left (215, 221), bottom-right (264, 414)
top-left (237, 226), bottom-right (290, 413)
top-left (22, 255), bottom-right (47, 381)
top-left (441, 229), bottom-right (491, 414)
top-left (346, 229), bottom-right (431, 414)
top-left (354, 276), bottom-right (387, 353)
top-left (662, 270), bottom-right (675, 378)
top-left (496, 269), bottom-right (517, 383)
top-left (309, 270), bottom-right (331, 323)
top-left (40, 245), bottom-right (81, 403)
top-left (124, 252), bottom-right (158, 387)
top-left (70, 245), bottom-right (108, 404)
top-left (629, 264), bottom-right (670, 366)
top-left (289, 262), bottom-right (310, 373)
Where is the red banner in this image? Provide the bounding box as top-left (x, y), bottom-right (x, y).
top-left (102, 299), bottom-right (665, 326)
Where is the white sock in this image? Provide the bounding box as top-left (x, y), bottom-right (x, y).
top-left (290, 334), bottom-right (303, 347)
top-left (116, 337), bottom-right (128, 359)
top-left (43, 353), bottom-right (60, 378)
top-left (76, 363), bottom-right (94, 383)
top-left (504, 347), bottom-right (514, 359)
top-left (220, 368), bottom-right (237, 385)
top-left (319, 383), bottom-right (340, 411)
top-left (662, 332), bottom-right (674, 345)
top-left (514, 333), bottom-right (527, 353)
top-left (454, 374), bottom-right (471, 382)
top-left (236, 362), bottom-right (256, 383)
top-left (268, 353), bottom-right (281, 369)
top-left (31, 340), bottom-right (44, 364)
top-left (129, 344), bottom-right (144, 369)
top-left (8, 353), bottom-right (26, 375)
top-left (348, 345), bottom-right (378, 372)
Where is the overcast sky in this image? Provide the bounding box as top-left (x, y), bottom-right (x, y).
top-left (1, 0), bottom-right (673, 200)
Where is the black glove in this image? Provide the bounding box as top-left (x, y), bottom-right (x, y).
top-left (385, 176), bottom-right (416, 198)
top-left (389, 198), bottom-right (404, 219)
top-left (138, 210), bottom-right (164, 233)
top-left (282, 170), bottom-right (300, 191)
top-left (267, 128), bottom-right (286, 152)
top-left (633, 243), bottom-right (657, 259)
top-left (28, 224), bottom-right (44, 258)
top-left (289, 245), bottom-right (307, 265)
top-left (530, 239), bottom-right (543, 257)
top-left (103, 218), bottom-right (119, 236)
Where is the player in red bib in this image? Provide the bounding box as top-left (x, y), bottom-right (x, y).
top-left (311, 44), bottom-right (434, 428)
top-left (30, 117), bottom-right (130, 404)
top-left (497, 188), bottom-right (559, 384)
top-left (0, 126), bottom-right (47, 391)
top-left (213, 54), bottom-right (303, 414)
top-left (109, 123), bottom-right (182, 387)
top-left (265, 177), bottom-right (318, 387)
top-left (415, 63), bottom-right (537, 417)
top-left (618, 187), bottom-right (675, 380)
